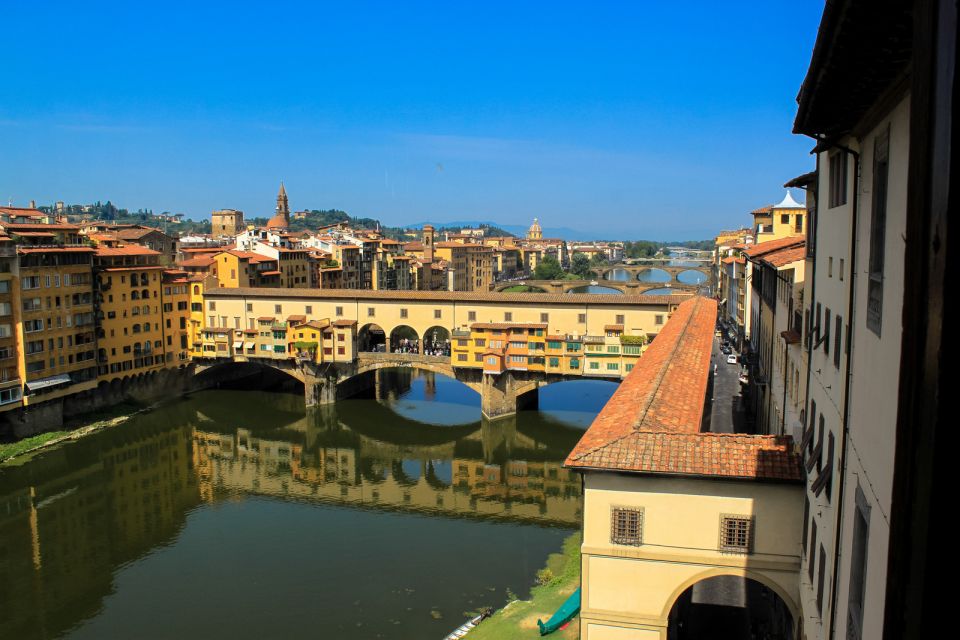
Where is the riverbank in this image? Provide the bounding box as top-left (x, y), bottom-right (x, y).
top-left (467, 531), bottom-right (581, 639)
top-left (0, 399), bottom-right (148, 464)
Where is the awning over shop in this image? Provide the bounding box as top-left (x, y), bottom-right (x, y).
top-left (232, 341), bottom-right (243, 350)
top-left (25, 374), bottom-right (72, 393)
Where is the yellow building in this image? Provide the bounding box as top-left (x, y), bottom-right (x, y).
top-left (16, 242), bottom-right (98, 403)
top-left (188, 275), bottom-right (216, 359)
top-left (94, 245), bottom-right (168, 381)
top-left (161, 270), bottom-right (192, 366)
top-left (753, 191), bottom-right (806, 242)
top-left (0, 234), bottom-right (22, 411)
top-left (433, 242), bottom-right (493, 292)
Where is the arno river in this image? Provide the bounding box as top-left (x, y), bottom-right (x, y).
top-left (0, 370), bottom-right (616, 639)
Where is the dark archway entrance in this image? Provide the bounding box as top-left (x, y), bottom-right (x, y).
top-left (358, 323), bottom-right (386, 352)
top-left (422, 326), bottom-right (450, 357)
top-left (389, 325), bottom-right (419, 354)
top-left (667, 576), bottom-right (794, 640)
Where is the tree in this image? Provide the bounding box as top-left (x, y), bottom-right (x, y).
top-left (571, 253), bottom-right (592, 278)
top-left (589, 252), bottom-right (609, 267)
top-left (533, 256), bottom-right (565, 280)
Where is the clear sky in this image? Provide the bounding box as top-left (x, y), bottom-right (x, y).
top-left (0, 1), bottom-right (823, 240)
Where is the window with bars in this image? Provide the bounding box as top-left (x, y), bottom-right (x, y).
top-left (866, 128), bottom-right (889, 336)
top-left (610, 507), bottom-right (643, 546)
top-left (719, 515), bottom-right (754, 553)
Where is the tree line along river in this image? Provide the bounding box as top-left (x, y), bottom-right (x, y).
top-left (0, 369), bottom-right (617, 639)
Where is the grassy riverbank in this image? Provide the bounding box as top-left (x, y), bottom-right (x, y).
top-left (0, 431), bottom-right (70, 462)
top-left (0, 399), bottom-right (148, 464)
top-left (467, 532), bottom-right (581, 639)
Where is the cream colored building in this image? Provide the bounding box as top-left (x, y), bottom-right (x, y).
top-left (791, 11), bottom-right (912, 637)
top-left (566, 297), bottom-right (803, 639)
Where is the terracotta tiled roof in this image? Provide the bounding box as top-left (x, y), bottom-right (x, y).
top-left (180, 256), bottom-right (215, 267)
top-left (95, 245), bottom-right (161, 257)
top-left (604, 324), bottom-right (624, 332)
top-left (286, 315), bottom-right (307, 323)
top-left (568, 432), bottom-right (802, 481)
top-left (761, 245), bottom-right (806, 268)
top-left (115, 227), bottom-right (166, 240)
top-left (332, 319), bottom-right (357, 327)
top-left (565, 296), bottom-right (802, 482)
top-left (742, 236), bottom-right (805, 258)
top-left (17, 246), bottom-right (94, 254)
top-left (750, 205), bottom-right (773, 215)
top-left (205, 287), bottom-right (689, 307)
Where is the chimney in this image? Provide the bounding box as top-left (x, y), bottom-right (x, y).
top-left (29, 199), bottom-right (36, 208)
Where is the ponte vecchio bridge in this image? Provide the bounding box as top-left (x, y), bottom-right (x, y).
top-left (196, 288), bottom-right (692, 418)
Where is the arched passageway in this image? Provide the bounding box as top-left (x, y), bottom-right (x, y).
top-left (422, 326), bottom-right (451, 357)
top-left (389, 325), bottom-right (420, 354)
top-left (677, 269), bottom-right (708, 285)
top-left (667, 575), bottom-right (794, 640)
top-left (358, 323), bottom-right (386, 352)
top-left (636, 267), bottom-right (671, 283)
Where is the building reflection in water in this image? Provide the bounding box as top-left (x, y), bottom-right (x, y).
top-left (0, 374), bottom-right (585, 639)
top-left (192, 402), bottom-right (582, 527)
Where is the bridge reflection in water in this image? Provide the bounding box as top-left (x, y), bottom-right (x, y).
top-left (0, 370), bottom-right (599, 640)
top-left (193, 377), bottom-right (584, 528)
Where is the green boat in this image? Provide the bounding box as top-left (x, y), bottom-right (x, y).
top-left (536, 588), bottom-right (581, 636)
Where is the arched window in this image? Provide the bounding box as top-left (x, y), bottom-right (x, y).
top-left (142, 305), bottom-right (150, 315)
top-left (193, 285), bottom-right (200, 295)
top-left (131, 291), bottom-right (140, 300)
top-left (132, 323), bottom-right (141, 333)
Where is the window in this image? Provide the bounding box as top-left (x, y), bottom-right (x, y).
top-left (457, 353), bottom-right (468, 362)
top-left (246, 303), bottom-right (253, 312)
top-left (847, 486), bottom-right (871, 640)
top-left (823, 308), bottom-right (831, 355)
top-left (504, 312), bottom-right (512, 321)
top-left (829, 150), bottom-right (848, 208)
top-left (578, 313), bottom-right (586, 323)
top-left (616, 314), bottom-right (625, 324)
top-left (610, 507), bottom-right (643, 545)
top-left (655, 314), bottom-right (664, 325)
top-left (400, 308), bottom-right (408, 319)
top-left (834, 315), bottom-right (843, 368)
top-left (781, 213), bottom-right (790, 225)
top-left (275, 304), bottom-right (283, 314)
top-left (866, 128), bottom-right (889, 336)
top-left (606, 362), bottom-right (619, 370)
top-left (540, 312), bottom-right (549, 323)
top-left (828, 257), bottom-right (833, 277)
top-left (468, 311), bottom-right (476, 321)
top-left (809, 520), bottom-right (818, 583)
top-left (367, 307), bottom-right (375, 317)
top-left (719, 515), bottom-right (753, 553)
top-left (434, 309), bottom-right (441, 319)
top-left (208, 301), bottom-right (216, 311)
top-left (817, 544), bottom-right (827, 614)
top-left (839, 258), bottom-right (845, 281)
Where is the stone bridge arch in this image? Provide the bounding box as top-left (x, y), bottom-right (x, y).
top-left (593, 263), bottom-right (713, 285)
top-left (492, 279), bottom-right (695, 295)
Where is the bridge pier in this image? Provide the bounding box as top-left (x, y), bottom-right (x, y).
top-left (480, 372), bottom-right (538, 419)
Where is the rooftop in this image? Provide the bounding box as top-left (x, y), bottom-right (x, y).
top-left (742, 236), bottom-right (806, 259)
top-left (204, 287), bottom-right (689, 307)
top-left (565, 296), bottom-right (801, 482)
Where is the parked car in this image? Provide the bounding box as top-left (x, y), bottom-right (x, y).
top-left (726, 354), bottom-right (738, 364)
top-left (720, 346), bottom-right (731, 355)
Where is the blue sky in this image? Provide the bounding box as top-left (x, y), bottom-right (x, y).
top-left (0, 1), bottom-right (823, 240)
